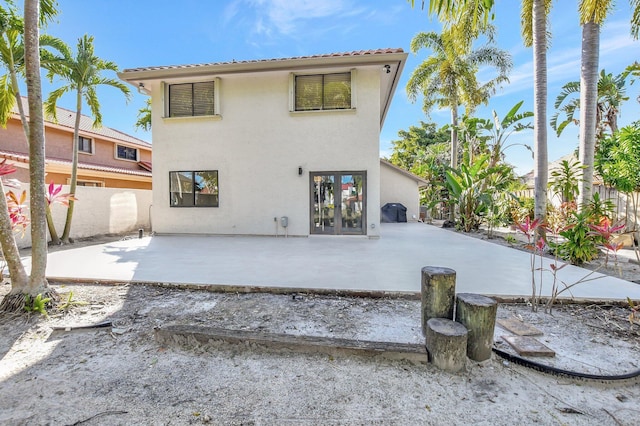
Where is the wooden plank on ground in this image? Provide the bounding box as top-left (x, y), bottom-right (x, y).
top-left (155, 325), bottom-right (428, 363)
top-left (501, 335), bottom-right (555, 357)
top-left (497, 318), bottom-right (543, 336)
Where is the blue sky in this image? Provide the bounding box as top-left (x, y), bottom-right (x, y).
top-left (39, 0), bottom-right (640, 175)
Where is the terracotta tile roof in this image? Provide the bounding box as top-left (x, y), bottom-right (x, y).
top-left (12, 98), bottom-right (152, 150)
top-left (123, 48), bottom-right (405, 73)
top-left (138, 161), bottom-right (152, 172)
top-left (0, 149), bottom-right (152, 178)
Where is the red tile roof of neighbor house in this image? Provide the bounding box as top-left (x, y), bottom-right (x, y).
top-left (12, 98), bottom-right (152, 150)
top-left (122, 48), bottom-right (405, 73)
top-left (0, 149), bottom-right (152, 178)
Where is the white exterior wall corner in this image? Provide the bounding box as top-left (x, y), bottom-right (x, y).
top-left (380, 162), bottom-right (423, 222)
top-left (151, 66), bottom-right (384, 237)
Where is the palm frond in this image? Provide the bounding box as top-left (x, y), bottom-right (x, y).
top-left (44, 86), bottom-right (71, 122)
top-left (0, 74), bottom-right (16, 127)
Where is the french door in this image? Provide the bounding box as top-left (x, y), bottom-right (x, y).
top-left (310, 171), bottom-right (366, 235)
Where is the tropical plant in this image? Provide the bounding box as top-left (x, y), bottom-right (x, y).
top-left (406, 30), bottom-right (512, 172)
top-left (409, 0), bottom-right (496, 53)
top-left (550, 203), bottom-right (608, 265)
top-left (513, 216), bottom-right (546, 311)
top-left (44, 34), bottom-right (131, 244)
top-left (23, 293), bottom-right (50, 316)
top-left (548, 158), bottom-right (582, 203)
top-left (0, 0), bottom-right (59, 313)
top-left (595, 123), bottom-right (640, 261)
top-left (0, 159), bottom-right (28, 291)
top-left (135, 97), bottom-right (151, 131)
top-left (0, 2), bottom-right (64, 133)
top-left (0, 0), bottom-right (61, 312)
top-left (388, 121), bottom-right (450, 173)
top-left (444, 154), bottom-right (515, 232)
top-left (482, 101), bottom-right (533, 168)
top-left (551, 69), bottom-right (631, 141)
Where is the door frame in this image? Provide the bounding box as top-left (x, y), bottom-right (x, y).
top-left (309, 171), bottom-right (367, 235)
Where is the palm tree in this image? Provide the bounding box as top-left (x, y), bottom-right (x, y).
top-left (44, 34), bottom-right (131, 244)
top-left (409, 0), bottom-right (495, 54)
top-left (552, 69), bottom-right (631, 141)
top-left (576, 0), bottom-right (640, 207)
top-left (135, 97), bottom-right (151, 131)
top-left (406, 30), bottom-right (512, 170)
top-left (0, 0), bottom-right (59, 311)
top-left (410, 0), bottom-right (494, 27)
top-left (521, 0), bottom-right (552, 234)
top-left (0, 3), bottom-right (64, 136)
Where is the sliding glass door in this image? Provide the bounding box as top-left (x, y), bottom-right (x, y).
top-left (310, 171), bottom-right (366, 235)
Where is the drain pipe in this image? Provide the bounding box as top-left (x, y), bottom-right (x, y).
top-left (274, 216), bottom-right (278, 237)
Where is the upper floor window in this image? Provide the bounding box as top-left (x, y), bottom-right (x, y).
top-left (78, 136), bottom-right (93, 154)
top-left (168, 81), bottom-right (216, 117)
top-left (116, 144), bottom-right (138, 161)
top-left (294, 72), bottom-right (353, 111)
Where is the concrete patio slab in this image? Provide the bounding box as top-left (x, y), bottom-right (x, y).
top-left (26, 223), bottom-right (640, 301)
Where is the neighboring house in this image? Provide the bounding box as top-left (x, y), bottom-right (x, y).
top-left (380, 159), bottom-right (429, 221)
top-left (0, 97), bottom-right (152, 189)
top-left (119, 48), bottom-right (408, 237)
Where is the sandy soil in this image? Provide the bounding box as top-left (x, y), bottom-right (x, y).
top-left (0, 280), bottom-right (639, 426)
top-left (0, 232), bottom-right (639, 425)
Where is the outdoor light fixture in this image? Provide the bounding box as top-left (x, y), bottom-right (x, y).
top-left (384, 65), bottom-right (391, 74)
top-left (298, 167), bottom-right (303, 176)
top-left (137, 82), bottom-right (146, 94)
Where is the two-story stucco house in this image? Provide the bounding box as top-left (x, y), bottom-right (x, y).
top-left (0, 97), bottom-right (152, 189)
top-left (119, 48), bottom-right (415, 237)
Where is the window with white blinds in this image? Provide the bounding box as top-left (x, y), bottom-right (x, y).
top-left (294, 72), bottom-right (352, 111)
top-left (168, 81), bottom-right (215, 117)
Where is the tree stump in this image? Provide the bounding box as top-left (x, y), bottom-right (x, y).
top-left (421, 266), bottom-right (456, 335)
top-left (425, 318), bottom-right (468, 373)
top-left (455, 293), bottom-right (497, 362)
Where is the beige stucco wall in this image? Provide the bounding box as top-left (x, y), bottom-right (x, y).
top-left (380, 162), bottom-right (422, 222)
top-left (2, 118), bottom-right (152, 172)
top-left (149, 66), bottom-right (383, 237)
top-left (11, 184), bottom-right (152, 248)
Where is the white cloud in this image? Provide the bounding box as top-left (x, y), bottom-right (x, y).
top-left (245, 0), bottom-right (354, 35)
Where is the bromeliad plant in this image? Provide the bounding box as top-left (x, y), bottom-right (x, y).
top-left (589, 217), bottom-right (626, 269)
top-left (515, 208), bottom-right (627, 313)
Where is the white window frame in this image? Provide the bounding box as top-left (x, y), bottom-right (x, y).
top-left (115, 144), bottom-right (139, 162)
top-left (289, 69), bottom-right (356, 113)
top-left (163, 78), bottom-right (221, 119)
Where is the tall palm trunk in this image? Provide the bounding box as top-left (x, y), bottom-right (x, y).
top-left (450, 107), bottom-right (459, 170)
top-left (578, 22), bottom-right (600, 208)
top-left (449, 106), bottom-right (459, 221)
top-left (60, 89), bottom-right (82, 243)
top-left (24, 0), bottom-right (49, 294)
top-left (532, 0), bottom-right (548, 231)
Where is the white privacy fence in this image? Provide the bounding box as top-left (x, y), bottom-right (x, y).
top-left (8, 184), bottom-right (152, 249)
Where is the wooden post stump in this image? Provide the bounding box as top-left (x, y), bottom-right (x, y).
top-left (421, 266), bottom-right (456, 335)
top-left (425, 318), bottom-right (468, 372)
top-left (455, 293), bottom-right (497, 362)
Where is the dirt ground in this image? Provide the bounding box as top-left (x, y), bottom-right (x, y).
top-left (0, 232), bottom-right (639, 425)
